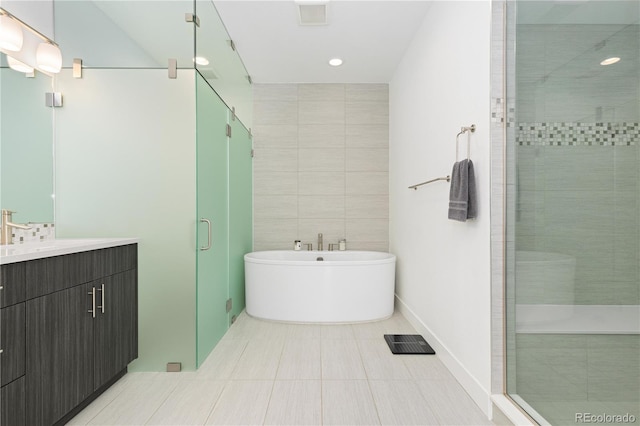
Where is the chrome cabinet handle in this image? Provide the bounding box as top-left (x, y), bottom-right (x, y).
top-left (88, 287), bottom-right (96, 318)
top-left (96, 283), bottom-right (105, 314)
top-left (200, 218), bottom-right (212, 251)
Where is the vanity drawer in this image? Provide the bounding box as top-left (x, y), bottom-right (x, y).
top-left (0, 262), bottom-right (26, 308)
top-left (1, 303), bottom-right (26, 386)
top-left (96, 244), bottom-right (137, 277)
top-left (25, 256), bottom-right (65, 300)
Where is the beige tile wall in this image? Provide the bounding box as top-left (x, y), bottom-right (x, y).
top-left (253, 84), bottom-right (389, 252)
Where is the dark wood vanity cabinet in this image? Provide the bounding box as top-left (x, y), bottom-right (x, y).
top-left (0, 243), bottom-right (138, 426)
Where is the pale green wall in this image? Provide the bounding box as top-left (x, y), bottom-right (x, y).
top-left (54, 68), bottom-right (197, 371)
top-left (0, 69), bottom-right (54, 224)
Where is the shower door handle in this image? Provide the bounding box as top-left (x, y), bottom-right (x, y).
top-left (200, 218), bottom-right (212, 251)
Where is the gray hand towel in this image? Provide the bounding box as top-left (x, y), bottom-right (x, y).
top-left (448, 159), bottom-right (477, 222)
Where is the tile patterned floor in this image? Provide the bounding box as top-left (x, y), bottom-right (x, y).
top-left (66, 311), bottom-right (493, 425)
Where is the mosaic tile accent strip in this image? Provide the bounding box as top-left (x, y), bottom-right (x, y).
top-left (12, 223), bottom-right (55, 244)
top-left (516, 122), bottom-right (639, 146)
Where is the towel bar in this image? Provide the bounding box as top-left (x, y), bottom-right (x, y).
top-left (408, 175), bottom-right (450, 190)
top-left (456, 124), bottom-right (476, 162)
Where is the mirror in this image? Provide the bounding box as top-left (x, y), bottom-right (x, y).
top-left (0, 63), bottom-right (55, 225)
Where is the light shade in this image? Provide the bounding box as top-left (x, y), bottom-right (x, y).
top-left (328, 58), bottom-right (343, 67)
top-left (36, 42), bottom-right (62, 73)
top-left (0, 15), bottom-right (23, 51)
top-left (7, 55), bottom-right (34, 73)
top-left (600, 57), bottom-right (621, 66)
top-left (193, 56), bottom-right (209, 66)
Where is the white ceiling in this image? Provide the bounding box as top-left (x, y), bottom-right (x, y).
top-left (212, 1), bottom-right (433, 83)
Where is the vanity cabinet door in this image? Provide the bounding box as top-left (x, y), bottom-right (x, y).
top-left (1, 376), bottom-right (26, 426)
top-left (25, 283), bottom-right (94, 426)
top-left (0, 303), bottom-right (25, 386)
top-left (93, 269), bottom-right (138, 390)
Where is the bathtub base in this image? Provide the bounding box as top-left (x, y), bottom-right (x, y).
top-left (245, 250), bottom-right (396, 324)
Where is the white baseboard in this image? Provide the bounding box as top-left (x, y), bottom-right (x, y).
top-left (395, 295), bottom-right (493, 418)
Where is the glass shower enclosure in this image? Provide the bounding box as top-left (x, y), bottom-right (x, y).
top-left (504, 1), bottom-right (639, 424)
top-left (46, 0), bottom-right (252, 371)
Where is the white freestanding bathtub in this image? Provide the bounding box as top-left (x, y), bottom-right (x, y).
top-left (244, 250), bottom-right (396, 323)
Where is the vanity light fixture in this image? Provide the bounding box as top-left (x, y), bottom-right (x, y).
top-left (7, 55), bottom-right (33, 73)
top-left (0, 7), bottom-right (62, 74)
top-left (36, 42), bottom-right (62, 73)
top-left (328, 57), bottom-right (343, 67)
top-left (0, 13), bottom-right (23, 51)
top-left (600, 57), bottom-right (620, 66)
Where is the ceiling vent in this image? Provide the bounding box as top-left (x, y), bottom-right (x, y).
top-left (297, 1), bottom-right (328, 26)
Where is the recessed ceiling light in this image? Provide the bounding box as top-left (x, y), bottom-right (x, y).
top-left (194, 56), bottom-right (210, 66)
top-left (328, 58), bottom-right (343, 67)
top-left (600, 57), bottom-right (620, 66)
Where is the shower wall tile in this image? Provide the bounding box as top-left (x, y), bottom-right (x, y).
top-left (254, 101), bottom-right (298, 125)
top-left (254, 219), bottom-right (298, 249)
top-left (253, 84), bottom-right (389, 252)
top-left (298, 84), bottom-right (345, 102)
top-left (253, 149), bottom-right (298, 173)
top-left (253, 195), bottom-right (298, 219)
top-left (346, 219), bottom-right (389, 243)
top-left (252, 124), bottom-right (298, 149)
top-left (298, 219), bottom-right (346, 247)
top-left (346, 84), bottom-right (389, 102)
top-left (514, 335), bottom-right (640, 411)
top-left (299, 124), bottom-right (345, 148)
top-left (543, 147), bottom-right (614, 192)
top-left (253, 84), bottom-right (298, 101)
top-left (299, 148), bottom-right (345, 172)
top-left (346, 241), bottom-right (390, 252)
top-left (346, 124), bottom-right (389, 149)
top-left (515, 346), bottom-right (588, 401)
top-left (346, 102), bottom-right (388, 125)
top-left (253, 172), bottom-right (298, 196)
top-left (543, 190), bottom-right (614, 233)
top-left (346, 149), bottom-right (389, 172)
top-left (299, 172), bottom-right (345, 196)
top-left (346, 172), bottom-right (389, 195)
top-left (298, 101), bottom-right (345, 125)
top-left (298, 196), bottom-right (345, 220)
top-left (346, 195), bottom-right (389, 219)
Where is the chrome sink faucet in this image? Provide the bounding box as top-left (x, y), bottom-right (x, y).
top-left (1, 210), bottom-right (32, 245)
top-left (317, 233), bottom-right (323, 251)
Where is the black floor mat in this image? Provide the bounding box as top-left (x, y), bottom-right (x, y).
top-left (384, 334), bottom-right (436, 355)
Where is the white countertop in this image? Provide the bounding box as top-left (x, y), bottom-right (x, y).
top-left (0, 238), bottom-right (139, 265)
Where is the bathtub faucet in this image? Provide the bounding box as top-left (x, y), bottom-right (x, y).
top-left (329, 239), bottom-right (347, 251)
top-left (317, 233), bottom-right (323, 251)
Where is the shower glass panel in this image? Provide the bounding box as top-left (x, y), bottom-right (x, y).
top-left (54, 0), bottom-right (194, 69)
top-left (505, 1), bottom-right (640, 424)
top-left (195, 0), bottom-right (253, 128)
top-left (228, 118), bottom-right (253, 322)
top-left (196, 73), bottom-right (229, 367)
